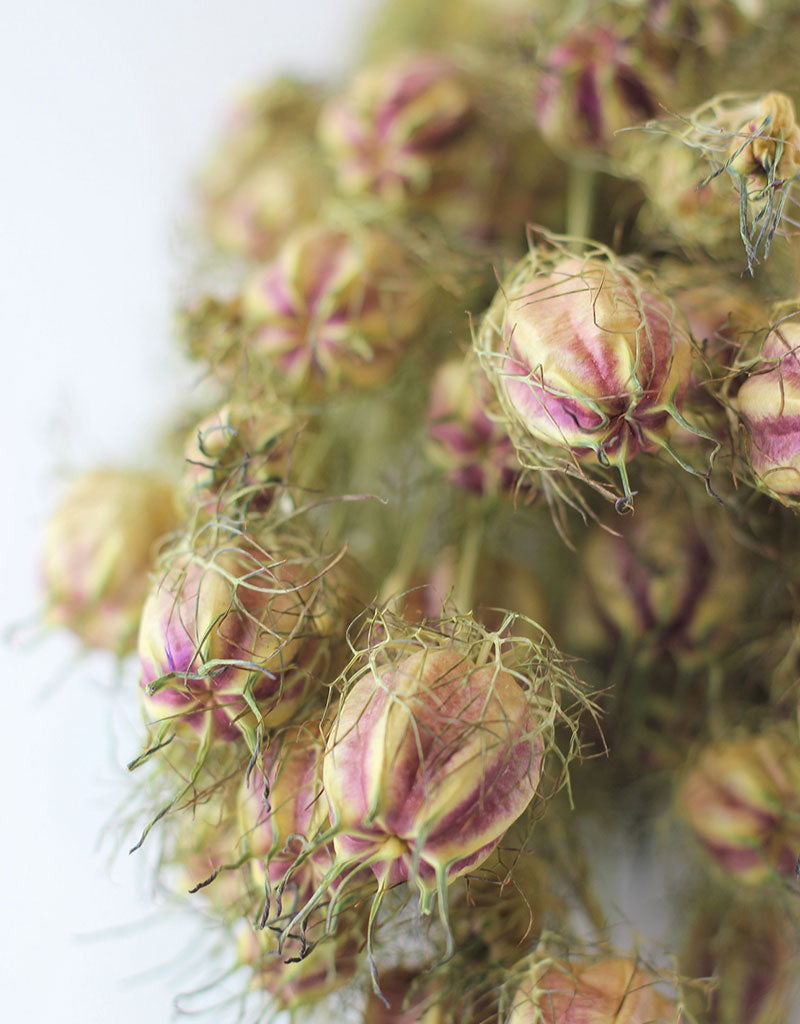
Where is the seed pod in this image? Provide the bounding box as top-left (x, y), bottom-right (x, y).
top-left (238, 723), bottom-right (329, 885)
top-left (736, 318), bottom-right (800, 498)
top-left (507, 957), bottom-right (680, 1024)
top-left (199, 77), bottom-right (328, 260)
top-left (318, 51), bottom-right (541, 244)
top-left (426, 355), bottom-right (520, 495)
top-left (569, 490), bottom-right (747, 663)
top-left (681, 892), bottom-right (797, 1024)
top-left (534, 25), bottom-right (660, 158)
top-left (319, 53), bottom-right (472, 204)
top-left (677, 730), bottom-right (800, 882)
top-left (181, 401), bottom-right (295, 514)
top-left (638, 92), bottom-right (800, 272)
top-left (242, 222), bottom-right (429, 393)
top-left (138, 520), bottom-right (337, 742)
top-left (324, 645), bottom-right (544, 896)
top-left (237, 905), bottom-right (363, 1011)
top-left (475, 235), bottom-right (695, 510)
top-left (42, 469), bottom-right (180, 654)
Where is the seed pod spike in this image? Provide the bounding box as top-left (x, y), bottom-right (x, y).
top-left (129, 716), bottom-right (213, 855)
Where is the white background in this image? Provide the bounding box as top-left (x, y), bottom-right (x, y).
top-left (1, 2), bottom-right (372, 1020)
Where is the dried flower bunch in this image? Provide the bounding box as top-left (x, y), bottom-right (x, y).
top-left (41, 0), bottom-right (800, 1020)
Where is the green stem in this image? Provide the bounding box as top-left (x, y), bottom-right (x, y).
top-left (566, 164), bottom-right (597, 240)
top-left (454, 511), bottom-right (485, 613)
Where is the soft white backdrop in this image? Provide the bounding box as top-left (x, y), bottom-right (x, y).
top-left (1, 2), bottom-right (372, 1020)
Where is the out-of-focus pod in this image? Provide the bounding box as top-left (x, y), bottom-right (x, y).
top-left (236, 902), bottom-right (364, 1012)
top-left (198, 77), bottom-right (329, 261)
top-left (180, 401), bottom-right (296, 515)
top-left (426, 354), bottom-right (521, 496)
top-left (677, 729), bottom-right (800, 883)
top-left (242, 221), bottom-right (430, 394)
top-left (506, 956), bottom-right (680, 1023)
top-left (43, 469), bottom-right (180, 655)
top-left (566, 490), bottom-right (747, 665)
top-left (681, 890), bottom-right (798, 1024)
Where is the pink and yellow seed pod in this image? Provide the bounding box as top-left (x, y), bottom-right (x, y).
top-left (323, 646), bottom-right (544, 905)
top-left (242, 222), bottom-right (428, 392)
top-left (318, 53), bottom-right (473, 205)
top-left (535, 26), bottom-right (659, 156)
top-left (682, 895), bottom-right (797, 1024)
top-left (138, 531), bottom-right (329, 741)
top-left (677, 731), bottom-right (800, 883)
top-left (508, 958), bottom-right (680, 1024)
top-left (476, 241), bottom-right (693, 504)
top-left (237, 910), bottom-right (363, 1011)
top-left (737, 319), bottom-right (800, 497)
top-left (199, 77), bottom-right (328, 260)
top-left (181, 402), bottom-right (295, 514)
top-left (572, 492), bottom-right (747, 661)
top-left (238, 723), bottom-right (330, 885)
top-left (426, 356), bottom-right (520, 495)
top-left (42, 469), bottom-right (180, 655)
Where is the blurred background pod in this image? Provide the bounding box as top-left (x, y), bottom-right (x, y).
top-left (679, 887), bottom-right (799, 1024)
top-left (42, 468), bottom-right (181, 656)
top-left (676, 727), bottom-right (800, 883)
top-left (533, 23), bottom-right (661, 163)
top-left (198, 76), bottom-right (331, 263)
top-left (180, 399), bottom-right (297, 516)
top-left (565, 487), bottom-right (749, 665)
top-left (241, 219), bottom-right (432, 396)
top-left (236, 901), bottom-right (366, 1012)
top-left (425, 352), bottom-right (522, 497)
top-left (505, 954), bottom-right (680, 1024)
top-left (317, 50), bottom-right (547, 249)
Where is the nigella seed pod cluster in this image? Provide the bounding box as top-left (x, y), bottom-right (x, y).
top-left (40, 1), bottom-right (800, 1019)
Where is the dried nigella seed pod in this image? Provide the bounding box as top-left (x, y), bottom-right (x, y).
top-left (42, 469), bottom-right (180, 655)
top-left (137, 516), bottom-right (340, 748)
top-left (426, 354), bottom-right (520, 495)
top-left (534, 25), bottom-right (660, 160)
top-left (677, 729), bottom-right (800, 883)
top-left (270, 609), bottom-right (589, 991)
top-left (318, 50), bottom-right (541, 244)
top-left (506, 956), bottom-right (680, 1024)
top-left (474, 232), bottom-right (699, 515)
top-left (238, 721), bottom-right (331, 893)
top-left (633, 91), bottom-right (800, 273)
top-left (180, 400), bottom-right (296, 514)
top-left (242, 221), bottom-right (429, 394)
top-left (236, 902), bottom-right (365, 1012)
top-left (568, 489), bottom-right (747, 665)
top-left (681, 890), bottom-right (798, 1024)
top-left (735, 314), bottom-right (800, 501)
top-left (199, 76), bottom-right (329, 260)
